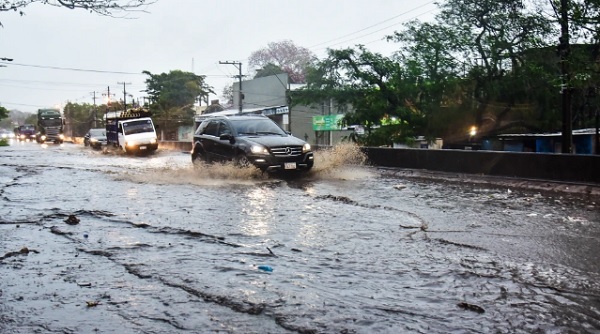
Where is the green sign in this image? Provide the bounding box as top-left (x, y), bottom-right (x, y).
top-left (312, 114), bottom-right (344, 131)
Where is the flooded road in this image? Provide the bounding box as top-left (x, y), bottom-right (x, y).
top-left (1, 141), bottom-right (599, 333)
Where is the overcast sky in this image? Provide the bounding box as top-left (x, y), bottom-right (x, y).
top-left (0, 0), bottom-right (438, 114)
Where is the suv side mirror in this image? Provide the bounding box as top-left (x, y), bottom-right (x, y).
top-left (219, 134), bottom-right (234, 143)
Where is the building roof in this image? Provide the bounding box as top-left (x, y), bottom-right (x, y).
top-left (497, 128), bottom-right (598, 138)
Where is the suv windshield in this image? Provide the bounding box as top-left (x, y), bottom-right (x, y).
top-left (231, 118), bottom-right (286, 135)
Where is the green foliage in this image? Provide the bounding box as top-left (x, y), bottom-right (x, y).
top-left (0, 138), bottom-right (8, 146)
top-left (298, 0), bottom-right (594, 146)
top-left (0, 106), bottom-right (8, 121)
top-left (254, 63), bottom-right (285, 79)
top-left (24, 113), bottom-right (37, 125)
top-left (143, 70), bottom-right (213, 123)
top-left (63, 102), bottom-right (97, 137)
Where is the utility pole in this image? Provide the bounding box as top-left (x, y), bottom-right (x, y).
top-left (102, 86), bottom-right (115, 114)
top-left (559, 0), bottom-right (573, 153)
top-left (118, 82), bottom-right (132, 111)
top-left (219, 61), bottom-right (243, 113)
top-left (90, 91), bottom-right (99, 127)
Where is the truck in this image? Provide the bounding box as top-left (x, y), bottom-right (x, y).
top-left (105, 108), bottom-right (158, 154)
top-left (15, 124), bottom-right (37, 141)
top-left (36, 108), bottom-right (65, 144)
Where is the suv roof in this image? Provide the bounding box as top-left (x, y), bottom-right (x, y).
top-left (201, 114), bottom-right (267, 121)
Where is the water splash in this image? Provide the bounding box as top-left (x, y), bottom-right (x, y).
top-left (310, 142), bottom-right (372, 180)
top-left (115, 142), bottom-right (372, 185)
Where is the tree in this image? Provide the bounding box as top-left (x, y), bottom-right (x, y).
top-left (0, 0), bottom-right (155, 26)
top-left (0, 106), bottom-right (8, 121)
top-left (248, 40), bottom-right (316, 83)
top-left (421, 0), bottom-right (556, 139)
top-left (254, 63), bottom-right (285, 79)
top-left (388, 21), bottom-right (464, 140)
top-left (63, 102), bottom-right (96, 136)
top-left (221, 84), bottom-right (234, 107)
top-left (297, 46), bottom-right (422, 146)
top-left (143, 70), bottom-right (213, 139)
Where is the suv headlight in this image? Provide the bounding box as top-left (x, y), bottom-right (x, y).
top-left (250, 144), bottom-right (269, 154)
top-left (302, 143), bottom-right (311, 153)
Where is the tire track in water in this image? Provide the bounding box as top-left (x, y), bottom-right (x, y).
top-left (37, 208), bottom-right (315, 333)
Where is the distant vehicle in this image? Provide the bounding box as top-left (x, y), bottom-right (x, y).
top-left (15, 124), bottom-right (36, 141)
top-left (192, 114), bottom-right (314, 173)
top-left (83, 128), bottom-right (107, 149)
top-left (0, 128), bottom-right (15, 139)
top-left (36, 108), bottom-right (65, 144)
top-left (105, 108), bottom-right (158, 154)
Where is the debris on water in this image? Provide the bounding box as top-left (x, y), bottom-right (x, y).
top-left (86, 300), bottom-right (100, 307)
top-left (457, 302), bottom-right (485, 313)
top-left (65, 215), bottom-right (80, 225)
top-left (257, 265), bottom-right (273, 272)
top-left (0, 247), bottom-right (39, 261)
top-left (83, 233), bottom-right (89, 238)
top-left (393, 184), bottom-right (407, 190)
top-left (78, 282), bottom-right (92, 287)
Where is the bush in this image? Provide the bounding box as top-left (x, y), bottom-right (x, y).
top-left (0, 138), bottom-right (9, 146)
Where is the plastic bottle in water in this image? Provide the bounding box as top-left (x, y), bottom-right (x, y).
top-left (257, 265), bottom-right (273, 272)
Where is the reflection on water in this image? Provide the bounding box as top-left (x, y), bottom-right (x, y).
top-left (240, 187), bottom-right (276, 236)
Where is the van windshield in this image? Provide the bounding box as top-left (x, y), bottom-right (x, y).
top-left (123, 120), bottom-right (154, 135)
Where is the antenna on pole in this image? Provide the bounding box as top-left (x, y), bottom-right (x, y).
top-left (219, 61), bottom-right (243, 114)
top-left (117, 82), bottom-right (132, 111)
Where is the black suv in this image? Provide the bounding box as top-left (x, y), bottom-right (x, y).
top-left (192, 115), bottom-right (314, 172)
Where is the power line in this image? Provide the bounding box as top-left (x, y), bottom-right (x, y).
top-left (0, 61), bottom-right (143, 75)
top-left (308, 1), bottom-right (436, 49)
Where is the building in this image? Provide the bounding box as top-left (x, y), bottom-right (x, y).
top-left (482, 128), bottom-right (599, 154)
top-left (195, 73), bottom-right (354, 146)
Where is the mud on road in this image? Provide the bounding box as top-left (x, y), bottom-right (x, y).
top-left (1, 142), bottom-right (599, 333)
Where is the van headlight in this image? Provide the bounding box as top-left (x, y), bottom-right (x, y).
top-left (59, 134), bottom-right (65, 140)
top-left (302, 143), bottom-right (311, 153)
top-left (150, 138), bottom-right (157, 144)
top-left (126, 141), bottom-right (136, 147)
top-left (250, 144), bottom-right (269, 154)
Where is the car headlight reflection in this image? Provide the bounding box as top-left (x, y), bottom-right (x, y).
top-left (250, 144), bottom-right (269, 154)
top-left (302, 143), bottom-right (311, 153)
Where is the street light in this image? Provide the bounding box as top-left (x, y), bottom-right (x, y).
top-left (469, 126), bottom-right (478, 137)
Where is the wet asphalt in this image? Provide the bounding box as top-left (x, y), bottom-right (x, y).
top-left (1, 140), bottom-right (599, 333)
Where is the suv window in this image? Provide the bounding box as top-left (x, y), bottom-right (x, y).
top-left (217, 120), bottom-right (231, 136)
top-left (203, 120), bottom-right (219, 136)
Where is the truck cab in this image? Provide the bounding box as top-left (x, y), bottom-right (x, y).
top-left (16, 124), bottom-right (36, 141)
top-left (105, 109), bottom-right (158, 154)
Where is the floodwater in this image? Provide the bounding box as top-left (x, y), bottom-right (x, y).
top-left (1, 141), bottom-right (599, 333)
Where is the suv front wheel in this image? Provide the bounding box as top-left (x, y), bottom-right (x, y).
top-left (192, 147), bottom-right (207, 164)
top-left (234, 154), bottom-right (252, 168)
